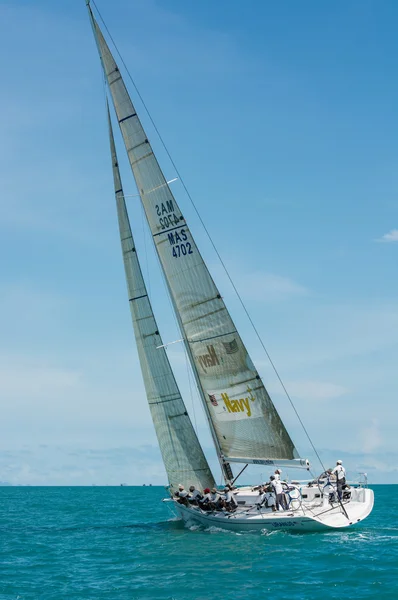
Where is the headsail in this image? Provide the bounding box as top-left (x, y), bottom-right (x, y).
top-left (89, 7), bottom-right (306, 472)
top-left (106, 100), bottom-right (215, 493)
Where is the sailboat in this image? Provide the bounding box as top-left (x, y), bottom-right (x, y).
top-left (86, 1), bottom-right (374, 531)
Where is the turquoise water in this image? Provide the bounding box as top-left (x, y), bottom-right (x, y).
top-left (0, 486), bottom-right (397, 599)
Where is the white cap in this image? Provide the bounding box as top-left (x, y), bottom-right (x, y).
top-left (337, 460), bottom-right (343, 465)
top-left (178, 484), bottom-right (184, 489)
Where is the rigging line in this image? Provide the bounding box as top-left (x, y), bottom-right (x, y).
top-left (91, 1), bottom-right (325, 473)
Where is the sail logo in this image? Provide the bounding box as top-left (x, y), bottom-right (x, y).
top-left (221, 391), bottom-right (255, 417)
top-left (208, 394), bottom-right (218, 407)
top-left (222, 339), bottom-right (238, 354)
top-left (197, 345), bottom-right (219, 373)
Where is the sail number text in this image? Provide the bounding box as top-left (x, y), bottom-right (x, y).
top-left (156, 201), bottom-right (180, 230)
top-left (155, 200), bottom-right (194, 259)
top-left (168, 229), bottom-right (193, 259)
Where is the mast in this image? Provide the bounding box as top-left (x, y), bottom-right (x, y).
top-left (87, 6), bottom-right (308, 478)
top-left (105, 99), bottom-right (215, 492)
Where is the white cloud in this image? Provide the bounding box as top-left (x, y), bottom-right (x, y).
top-left (282, 380), bottom-right (347, 401)
top-left (303, 447), bottom-right (398, 483)
top-left (0, 445), bottom-right (168, 486)
top-left (260, 303), bottom-right (398, 371)
top-left (0, 443), bottom-right (396, 485)
top-left (0, 360), bottom-right (80, 400)
top-left (376, 229), bottom-right (398, 243)
top-left (233, 271), bottom-right (308, 302)
top-left (358, 419), bottom-right (382, 454)
top-left (0, 281), bottom-right (69, 318)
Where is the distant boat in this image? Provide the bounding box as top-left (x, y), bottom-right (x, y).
top-left (86, 2), bottom-right (374, 532)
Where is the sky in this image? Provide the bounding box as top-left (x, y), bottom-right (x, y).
top-left (0, 0), bottom-right (397, 486)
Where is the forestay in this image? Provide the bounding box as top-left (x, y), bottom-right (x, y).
top-left (106, 102), bottom-right (215, 493)
top-left (91, 9), bottom-right (304, 467)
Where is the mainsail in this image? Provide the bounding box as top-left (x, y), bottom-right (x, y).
top-left (106, 101), bottom-right (215, 493)
top-left (88, 5), bottom-right (307, 473)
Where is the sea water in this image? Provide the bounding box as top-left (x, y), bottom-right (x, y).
top-left (0, 485), bottom-right (397, 599)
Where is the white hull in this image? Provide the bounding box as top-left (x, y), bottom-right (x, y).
top-left (172, 488), bottom-right (374, 533)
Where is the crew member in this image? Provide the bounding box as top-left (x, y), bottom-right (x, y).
top-left (188, 485), bottom-right (203, 505)
top-left (199, 488), bottom-right (212, 511)
top-left (175, 484), bottom-right (189, 505)
top-left (257, 485), bottom-right (276, 511)
top-left (222, 487), bottom-right (238, 511)
top-left (270, 475), bottom-right (286, 511)
top-left (208, 487), bottom-right (222, 510)
top-left (332, 460), bottom-right (346, 500)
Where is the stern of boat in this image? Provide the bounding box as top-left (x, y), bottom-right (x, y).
top-left (313, 487), bottom-right (374, 529)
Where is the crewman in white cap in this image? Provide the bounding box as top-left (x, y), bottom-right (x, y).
top-left (175, 484), bottom-right (189, 505)
top-left (222, 486), bottom-right (238, 511)
top-left (332, 460), bottom-right (346, 500)
top-left (188, 485), bottom-right (203, 505)
top-left (270, 475), bottom-right (286, 511)
top-left (209, 487), bottom-right (222, 509)
top-left (257, 485), bottom-right (276, 511)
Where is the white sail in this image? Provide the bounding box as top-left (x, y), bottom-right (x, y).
top-left (106, 101), bottom-right (215, 493)
top-left (89, 9), bottom-right (304, 469)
